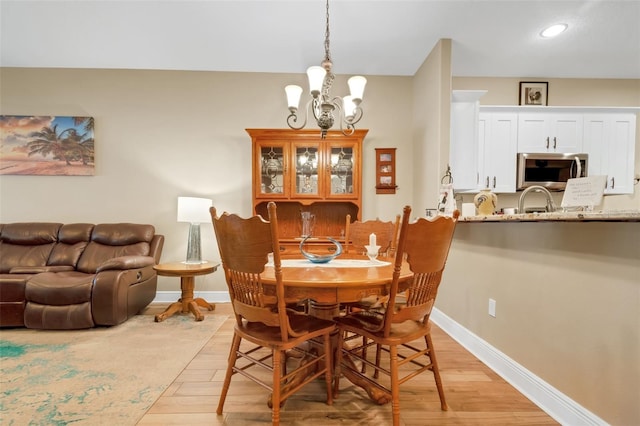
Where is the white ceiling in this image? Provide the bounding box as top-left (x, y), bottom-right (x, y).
top-left (1, 0), bottom-right (639, 79)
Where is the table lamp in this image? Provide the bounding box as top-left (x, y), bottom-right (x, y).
top-left (177, 196), bottom-right (212, 264)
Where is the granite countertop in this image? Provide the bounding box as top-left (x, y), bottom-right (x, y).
top-left (460, 210), bottom-right (640, 222)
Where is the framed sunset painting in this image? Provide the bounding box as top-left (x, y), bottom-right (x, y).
top-left (0, 115), bottom-right (95, 176)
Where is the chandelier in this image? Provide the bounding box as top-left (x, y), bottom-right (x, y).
top-left (285, 0), bottom-right (367, 139)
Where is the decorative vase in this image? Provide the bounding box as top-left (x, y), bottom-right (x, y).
top-left (300, 212), bottom-right (316, 238)
top-left (474, 188), bottom-right (497, 216)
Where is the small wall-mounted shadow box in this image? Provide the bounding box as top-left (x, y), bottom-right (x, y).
top-left (375, 148), bottom-right (397, 194)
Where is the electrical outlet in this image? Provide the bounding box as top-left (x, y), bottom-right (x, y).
top-left (488, 298), bottom-right (496, 317)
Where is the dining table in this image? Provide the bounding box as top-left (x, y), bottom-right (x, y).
top-left (261, 255), bottom-right (412, 318)
top-left (259, 254), bottom-right (414, 405)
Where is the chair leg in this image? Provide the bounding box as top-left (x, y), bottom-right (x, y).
top-left (272, 349), bottom-right (282, 425)
top-left (323, 333), bottom-right (334, 405)
top-left (425, 333), bottom-right (448, 411)
top-left (333, 328), bottom-right (345, 397)
top-left (389, 344), bottom-right (401, 426)
top-left (217, 332), bottom-right (241, 415)
top-left (361, 335), bottom-right (368, 373)
top-left (373, 343), bottom-right (382, 379)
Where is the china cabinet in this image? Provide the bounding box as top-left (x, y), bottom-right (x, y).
top-left (247, 128), bottom-right (367, 255)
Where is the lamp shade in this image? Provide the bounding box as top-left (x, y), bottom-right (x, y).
top-left (348, 75), bottom-right (367, 102)
top-left (307, 66), bottom-right (326, 95)
top-left (285, 85), bottom-right (303, 110)
top-left (342, 96), bottom-right (356, 120)
top-left (177, 197), bottom-right (212, 224)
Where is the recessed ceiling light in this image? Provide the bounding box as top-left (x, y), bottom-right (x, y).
top-left (541, 23), bottom-right (568, 38)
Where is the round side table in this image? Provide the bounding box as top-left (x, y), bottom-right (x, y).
top-left (153, 261), bottom-right (219, 322)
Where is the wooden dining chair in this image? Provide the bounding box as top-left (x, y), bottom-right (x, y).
top-left (344, 214), bottom-right (400, 256)
top-left (211, 202), bottom-right (336, 425)
top-left (334, 206), bottom-right (460, 426)
top-left (342, 213), bottom-right (400, 317)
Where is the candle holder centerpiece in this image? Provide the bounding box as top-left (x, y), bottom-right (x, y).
top-left (364, 244), bottom-right (381, 261)
top-left (365, 232), bottom-right (380, 261)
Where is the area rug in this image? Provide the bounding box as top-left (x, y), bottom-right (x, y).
top-left (0, 313), bottom-right (227, 425)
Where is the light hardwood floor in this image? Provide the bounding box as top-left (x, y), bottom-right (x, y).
top-left (137, 303), bottom-right (557, 425)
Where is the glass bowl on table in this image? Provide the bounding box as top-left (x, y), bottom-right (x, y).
top-left (299, 236), bottom-right (343, 264)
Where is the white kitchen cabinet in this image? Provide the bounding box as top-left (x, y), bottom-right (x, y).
top-left (452, 101), bottom-right (638, 195)
top-left (517, 113), bottom-right (583, 153)
top-left (583, 113), bottom-right (636, 194)
top-left (478, 112), bottom-right (517, 193)
top-left (449, 90), bottom-right (486, 191)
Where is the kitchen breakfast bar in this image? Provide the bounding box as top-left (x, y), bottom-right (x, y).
top-left (435, 211), bottom-right (639, 425)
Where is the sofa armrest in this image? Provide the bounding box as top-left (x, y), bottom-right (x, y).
top-left (95, 255), bottom-right (155, 272)
top-left (10, 265), bottom-right (75, 274)
top-left (91, 263), bottom-right (157, 326)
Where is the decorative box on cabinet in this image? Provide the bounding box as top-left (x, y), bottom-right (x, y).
top-left (247, 128), bottom-right (368, 253)
top-left (517, 112), bottom-right (583, 153)
top-left (583, 113), bottom-right (636, 194)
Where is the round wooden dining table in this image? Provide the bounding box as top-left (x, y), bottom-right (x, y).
top-left (259, 255), bottom-right (413, 405)
top-left (259, 255), bottom-right (413, 320)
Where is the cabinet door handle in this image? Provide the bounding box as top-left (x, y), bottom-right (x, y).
top-left (553, 137), bottom-right (557, 149)
top-left (546, 137), bottom-right (549, 149)
top-left (486, 176), bottom-right (489, 188)
top-left (493, 176), bottom-right (496, 188)
top-left (611, 177), bottom-right (615, 189)
top-left (476, 172), bottom-right (479, 185)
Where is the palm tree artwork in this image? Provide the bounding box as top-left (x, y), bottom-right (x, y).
top-left (0, 116), bottom-right (95, 175)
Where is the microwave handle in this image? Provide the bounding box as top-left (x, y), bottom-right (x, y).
top-left (573, 156), bottom-right (582, 178)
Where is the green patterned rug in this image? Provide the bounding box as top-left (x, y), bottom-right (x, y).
top-left (0, 312), bottom-right (227, 425)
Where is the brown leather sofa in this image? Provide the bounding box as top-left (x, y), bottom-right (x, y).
top-left (0, 222), bottom-right (164, 329)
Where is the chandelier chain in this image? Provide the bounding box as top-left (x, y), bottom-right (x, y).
top-left (324, 0), bottom-right (331, 65)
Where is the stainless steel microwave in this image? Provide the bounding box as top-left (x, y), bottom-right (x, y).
top-left (517, 153), bottom-right (588, 191)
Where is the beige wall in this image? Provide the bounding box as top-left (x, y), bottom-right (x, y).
top-left (0, 68), bottom-right (414, 293)
top-left (412, 39), bottom-right (453, 214)
top-left (440, 222), bottom-right (640, 425)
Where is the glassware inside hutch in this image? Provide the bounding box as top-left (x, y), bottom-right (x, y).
top-left (260, 146), bottom-right (284, 194)
top-left (295, 146), bottom-right (319, 195)
top-left (331, 146), bottom-right (354, 195)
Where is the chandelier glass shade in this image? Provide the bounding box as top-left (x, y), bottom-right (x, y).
top-left (285, 0), bottom-right (367, 139)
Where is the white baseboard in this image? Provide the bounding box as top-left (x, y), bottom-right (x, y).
top-left (430, 308), bottom-right (607, 426)
top-left (152, 291), bottom-right (231, 304)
